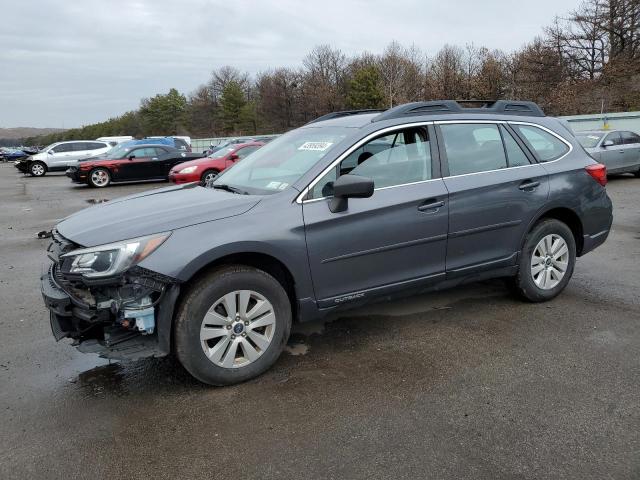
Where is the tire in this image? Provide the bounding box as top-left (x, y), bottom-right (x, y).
top-left (88, 168), bottom-right (111, 188)
top-left (200, 169), bottom-right (219, 185)
top-left (634, 168), bottom-right (640, 178)
top-left (512, 219), bottom-right (576, 302)
top-left (29, 161), bottom-right (47, 177)
top-left (175, 265), bottom-right (292, 386)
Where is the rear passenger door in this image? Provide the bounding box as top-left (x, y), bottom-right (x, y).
top-left (302, 125), bottom-right (449, 306)
top-left (437, 122), bottom-right (551, 275)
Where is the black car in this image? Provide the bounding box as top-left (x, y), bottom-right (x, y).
top-left (66, 144), bottom-right (202, 187)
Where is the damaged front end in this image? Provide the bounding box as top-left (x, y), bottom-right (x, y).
top-left (41, 230), bottom-right (179, 360)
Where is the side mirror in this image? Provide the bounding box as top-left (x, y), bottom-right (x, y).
top-left (47, 150), bottom-right (54, 155)
top-left (329, 174), bottom-right (374, 213)
top-left (229, 153), bottom-right (239, 161)
top-left (128, 155), bottom-right (136, 160)
top-left (602, 140), bottom-right (614, 148)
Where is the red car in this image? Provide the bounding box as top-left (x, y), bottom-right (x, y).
top-left (169, 142), bottom-right (264, 184)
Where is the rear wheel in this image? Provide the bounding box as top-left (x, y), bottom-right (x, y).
top-left (200, 169), bottom-right (219, 185)
top-left (88, 168), bottom-right (110, 187)
top-left (30, 161), bottom-right (47, 177)
top-left (513, 219), bottom-right (576, 302)
top-left (175, 265), bottom-right (292, 386)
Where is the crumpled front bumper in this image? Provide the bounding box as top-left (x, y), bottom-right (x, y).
top-left (65, 167), bottom-right (85, 183)
top-left (14, 160), bottom-right (29, 173)
top-left (40, 263), bottom-right (179, 360)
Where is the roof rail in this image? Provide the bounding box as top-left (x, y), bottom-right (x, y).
top-left (371, 100), bottom-right (545, 122)
top-left (307, 109), bottom-right (386, 125)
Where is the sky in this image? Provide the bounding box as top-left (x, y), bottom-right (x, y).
top-left (1, 0), bottom-right (579, 128)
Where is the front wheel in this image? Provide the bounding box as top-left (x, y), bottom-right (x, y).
top-left (200, 169), bottom-right (219, 185)
top-left (88, 168), bottom-right (111, 187)
top-left (30, 161), bottom-right (47, 177)
top-left (512, 219), bottom-right (576, 302)
top-left (175, 265), bottom-right (292, 386)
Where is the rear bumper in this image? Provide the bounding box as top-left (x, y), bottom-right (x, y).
top-left (580, 192), bottom-right (613, 256)
top-left (582, 228), bottom-right (611, 255)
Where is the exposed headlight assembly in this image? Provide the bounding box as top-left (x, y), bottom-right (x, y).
top-left (178, 166), bottom-right (198, 174)
top-left (61, 232), bottom-right (170, 278)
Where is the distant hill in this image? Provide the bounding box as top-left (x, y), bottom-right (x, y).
top-left (0, 127), bottom-right (66, 140)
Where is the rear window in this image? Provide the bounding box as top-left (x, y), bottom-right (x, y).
top-left (512, 125), bottom-right (569, 162)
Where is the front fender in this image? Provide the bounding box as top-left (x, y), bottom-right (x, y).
top-left (137, 200), bottom-right (315, 300)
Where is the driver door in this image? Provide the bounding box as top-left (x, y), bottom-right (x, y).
top-left (600, 132), bottom-right (625, 171)
top-left (302, 126), bottom-right (449, 308)
top-left (116, 147), bottom-right (156, 181)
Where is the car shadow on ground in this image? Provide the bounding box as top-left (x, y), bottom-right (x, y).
top-left (68, 278), bottom-right (522, 397)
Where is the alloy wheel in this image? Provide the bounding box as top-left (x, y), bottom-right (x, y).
top-left (91, 169), bottom-right (109, 187)
top-left (31, 164), bottom-right (45, 176)
top-left (530, 234), bottom-right (569, 290)
top-left (200, 290), bottom-right (276, 368)
top-left (203, 172), bottom-right (217, 184)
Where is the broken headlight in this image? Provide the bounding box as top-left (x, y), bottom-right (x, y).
top-left (61, 232), bottom-right (170, 278)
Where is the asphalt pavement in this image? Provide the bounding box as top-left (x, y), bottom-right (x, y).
top-left (0, 164), bottom-right (638, 479)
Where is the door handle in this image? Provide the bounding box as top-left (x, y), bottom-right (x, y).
top-left (417, 200), bottom-right (445, 212)
top-left (519, 180), bottom-right (540, 191)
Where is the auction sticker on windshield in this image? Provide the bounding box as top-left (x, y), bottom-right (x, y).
top-left (298, 142), bottom-right (333, 151)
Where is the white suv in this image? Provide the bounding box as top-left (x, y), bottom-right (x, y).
top-left (21, 140), bottom-right (112, 176)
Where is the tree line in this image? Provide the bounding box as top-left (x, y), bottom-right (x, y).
top-left (26, 0), bottom-right (640, 146)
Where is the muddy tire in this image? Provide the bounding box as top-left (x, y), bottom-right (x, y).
top-left (175, 265), bottom-right (291, 386)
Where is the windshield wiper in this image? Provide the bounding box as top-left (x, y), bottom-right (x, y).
top-left (212, 184), bottom-right (248, 195)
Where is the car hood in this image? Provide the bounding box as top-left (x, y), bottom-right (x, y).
top-left (169, 157), bottom-right (209, 171)
top-left (56, 183), bottom-right (260, 246)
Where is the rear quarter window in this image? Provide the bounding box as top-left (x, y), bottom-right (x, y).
top-left (512, 124), bottom-right (570, 162)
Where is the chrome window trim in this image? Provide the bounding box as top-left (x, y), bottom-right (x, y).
top-left (505, 121), bottom-right (573, 162)
top-left (296, 119), bottom-right (573, 204)
top-left (296, 121), bottom-right (434, 204)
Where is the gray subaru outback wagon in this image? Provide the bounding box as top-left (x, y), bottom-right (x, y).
top-left (42, 100), bottom-right (613, 385)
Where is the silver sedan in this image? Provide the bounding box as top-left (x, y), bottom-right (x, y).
top-left (576, 130), bottom-right (640, 176)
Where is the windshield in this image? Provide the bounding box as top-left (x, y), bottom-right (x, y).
top-left (209, 147), bottom-right (236, 159)
top-left (212, 126), bottom-right (351, 194)
top-left (103, 144), bottom-right (132, 159)
top-left (576, 133), bottom-right (604, 148)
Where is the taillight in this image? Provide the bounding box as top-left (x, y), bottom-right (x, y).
top-left (585, 163), bottom-right (607, 186)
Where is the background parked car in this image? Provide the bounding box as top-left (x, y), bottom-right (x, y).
top-left (128, 136), bottom-right (191, 152)
top-left (202, 137), bottom-right (259, 156)
top-left (14, 140), bottom-right (112, 176)
top-left (2, 147), bottom-right (29, 162)
top-left (149, 135), bottom-right (191, 149)
top-left (66, 143), bottom-right (201, 187)
top-left (576, 129), bottom-right (640, 176)
top-left (96, 136), bottom-right (134, 146)
top-left (169, 142), bottom-right (264, 184)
